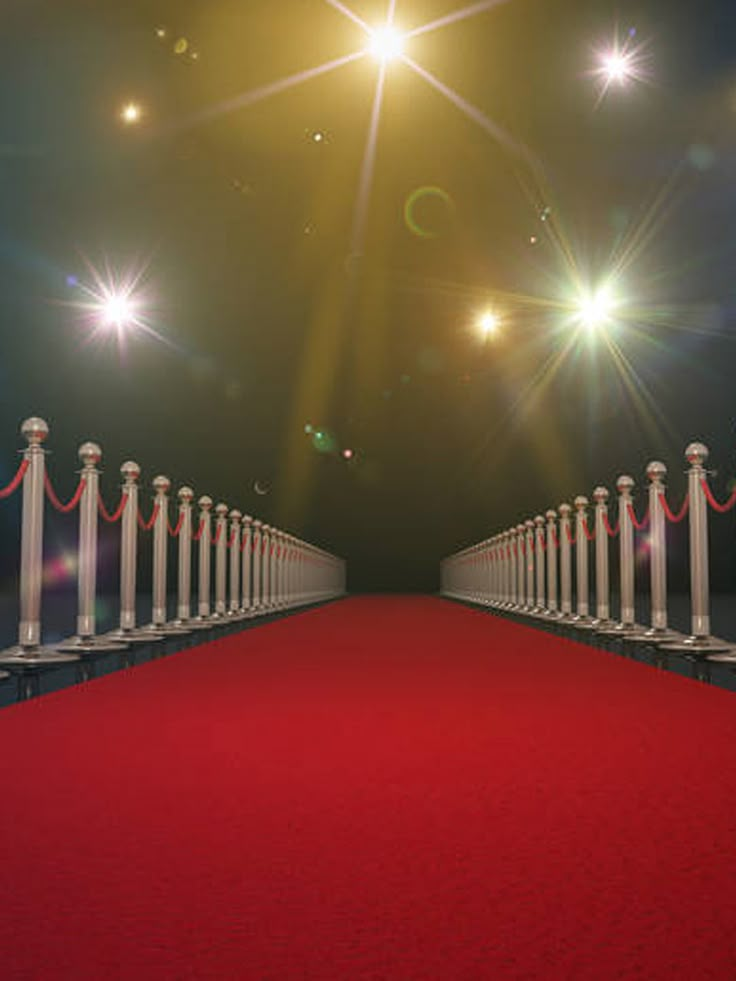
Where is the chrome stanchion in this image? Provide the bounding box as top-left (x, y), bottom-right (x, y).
top-left (598, 476), bottom-right (644, 638)
top-left (558, 504), bottom-right (573, 620)
top-left (545, 510), bottom-right (560, 618)
top-left (212, 502), bottom-right (229, 620)
top-left (251, 520), bottom-right (263, 613)
top-left (524, 520), bottom-right (535, 612)
top-left (228, 509), bottom-right (242, 617)
top-left (57, 443), bottom-right (128, 654)
top-left (570, 496), bottom-right (593, 627)
top-left (146, 476), bottom-right (189, 637)
top-left (661, 443), bottom-right (733, 658)
top-left (192, 495), bottom-right (215, 627)
top-left (241, 515), bottom-right (254, 616)
top-left (515, 524), bottom-right (526, 611)
top-left (108, 463), bottom-right (164, 644)
top-left (533, 516), bottom-right (545, 613)
top-left (0, 418), bottom-right (79, 666)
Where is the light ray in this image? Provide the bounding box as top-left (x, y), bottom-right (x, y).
top-left (323, 0), bottom-right (371, 34)
top-left (387, 0), bottom-right (398, 26)
top-left (350, 63), bottom-right (387, 257)
top-left (407, 0), bottom-right (511, 39)
top-left (401, 56), bottom-right (534, 164)
top-left (185, 51), bottom-right (365, 127)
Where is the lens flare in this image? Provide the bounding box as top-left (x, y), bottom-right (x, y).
top-left (591, 33), bottom-right (651, 105)
top-left (120, 102), bottom-right (142, 125)
top-left (367, 25), bottom-right (405, 62)
top-left (575, 286), bottom-right (616, 331)
top-left (477, 311), bottom-right (500, 338)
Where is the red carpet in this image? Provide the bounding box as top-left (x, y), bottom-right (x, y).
top-left (2, 595), bottom-right (736, 979)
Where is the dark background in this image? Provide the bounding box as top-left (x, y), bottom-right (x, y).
top-left (1, 0), bottom-right (736, 595)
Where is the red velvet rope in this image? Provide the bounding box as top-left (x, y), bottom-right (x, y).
top-left (0, 458), bottom-right (29, 499)
top-left (626, 502), bottom-right (650, 531)
top-left (227, 529), bottom-right (238, 549)
top-left (565, 523), bottom-right (576, 546)
top-left (211, 522), bottom-right (224, 547)
top-left (240, 533), bottom-right (250, 553)
top-left (168, 512), bottom-right (186, 537)
top-left (602, 513), bottom-right (619, 537)
top-left (45, 473), bottom-right (86, 513)
top-left (192, 517), bottom-right (206, 542)
top-left (660, 491), bottom-right (690, 524)
top-left (98, 490), bottom-right (129, 523)
top-left (581, 518), bottom-right (595, 542)
top-left (700, 478), bottom-right (736, 514)
top-left (137, 501), bottom-right (160, 532)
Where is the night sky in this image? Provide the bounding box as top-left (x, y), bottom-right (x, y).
top-left (1, 0), bottom-right (736, 593)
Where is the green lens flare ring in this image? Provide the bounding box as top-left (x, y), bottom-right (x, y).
top-left (403, 186), bottom-right (454, 239)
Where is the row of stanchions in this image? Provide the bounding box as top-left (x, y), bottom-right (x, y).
top-left (0, 418), bottom-right (347, 675)
top-left (441, 442), bottom-right (736, 673)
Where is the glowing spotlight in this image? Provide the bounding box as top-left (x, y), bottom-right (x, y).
top-left (120, 102), bottom-right (142, 125)
top-left (477, 311), bottom-right (500, 338)
top-left (367, 25), bottom-right (405, 62)
top-left (342, 448), bottom-right (354, 460)
top-left (575, 286), bottom-right (616, 331)
top-left (601, 50), bottom-right (634, 85)
top-left (591, 34), bottom-right (650, 103)
top-left (100, 292), bottom-right (136, 331)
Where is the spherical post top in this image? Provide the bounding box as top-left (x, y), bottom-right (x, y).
top-left (646, 460), bottom-right (667, 483)
top-left (120, 460), bottom-right (141, 482)
top-left (198, 495), bottom-right (213, 511)
top-left (152, 475), bottom-right (171, 495)
top-left (574, 495), bottom-right (589, 510)
top-left (685, 442), bottom-right (709, 467)
top-left (242, 514), bottom-right (252, 524)
top-left (534, 515), bottom-right (545, 526)
top-left (252, 519), bottom-right (262, 528)
top-left (178, 486), bottom-right (194, 504)
top-left (21, 417), bottom-right (49, 445)
top-left (616, 475), bottom-right (634, 495)
top-left (545, 509), bottom-right (557, 521)
top-left (516, 524), bottom-right (525, 534)
top-left (229, 508), bottom-right (242, 522)
top-left (525, 518), bottom-right (535, 530)
top-left (79, 441), bottom-right (102, 467)
top-left (593, 486), bottom-right (609, 505)
top-left (558, 503), bottom-right (572, 517)
top-left (215, 502), bottom-right (228, 518)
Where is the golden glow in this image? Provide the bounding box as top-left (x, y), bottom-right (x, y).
top-left (367, 25), bottom-right (405, 62)
top-left (120, 102), bottom-right (142, 125)
top-left (478, 311), bottom-right (500, 337)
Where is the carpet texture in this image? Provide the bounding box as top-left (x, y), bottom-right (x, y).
top-left (1, 595), bottom-right (736, 979)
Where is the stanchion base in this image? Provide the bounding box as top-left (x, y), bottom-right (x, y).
top-left (144, 622), bottom-right (192, 637)
top-left (181, 619), bottom-right (216, 631)
top-left (705, 652), bottom-right (736, 664)
top-left (55, 636), bottom-right (130, 654)
top-left (594, 622), bottom-right (644, 639)
top-left (621, 628), bottom-right (684, 646)
top-left (105, 628), bottom-right (165, 645)
top-left (659, 636), bottom-right (734, 656)
top-left (0, 670), bottom-right (10, 682)
top-left (0, 647), bottom-right (81, 667)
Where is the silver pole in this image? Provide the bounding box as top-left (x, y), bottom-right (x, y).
top-left (647, 462), bottom-right (668, 631)
top-left (593, 487), bottom-right (611, 623)
top-left (252, 520), bottom-right (263, 611)
top-left (534, 516), bottom-right (545, 610)
top-left (573, 496), bottom-right (590, 621)
top-left (262, 525), bottom-right (271, 609)
top-left (151, 476), bottom-right (171, 627)
top-left (241, 516), bottom-right (252, 614)
top-left (197, 495), bottom-right (213, 619)
top-left (119, 462), bottom-right (140, 631)
top-left (617, 476), bottom-right (636, 627)
top-left (686, 444), bottom-right (709, 638)
top-left (229, 509), bottom-right (242, 615)
top-left (176, 487), bottom-right (194, 622)
top-left (545, 510), bottom-right (558, 615)
top-left (559, 504), bottom-right (572, 616)
top-left (524, 520), bottom-right (534, 610)
top-left (75, 443), bottom-right (102, 640)
top-left (516, 524), bottom-right (525, 609)
top-left (18, 418), bottom-right (48, 649)
top-left (213, 503), bottom-right (228, 618)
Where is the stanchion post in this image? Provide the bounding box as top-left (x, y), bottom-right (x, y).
top-left (176, 487), bottom-right (194, 623)
top-left (196, 496), bottom-right (213, 621)
top-left (213, 502), bottom-right (228, 619)
top-left (524, 520), bottom-right (535, 611)
top-left (229, 509), bottom-right (242, 616)
top-left (558, 504), bottom-right (573, 618)
top-left (545, 510), bottom-right (558, 616)
top-left (516, 524), bottom-right (525, 611)
top-left (241, 515), bottom-right (253, 615)
top-left (534, 516), bottom-right (545, 612)
top-left (252, 520), bottom-right (263, 612)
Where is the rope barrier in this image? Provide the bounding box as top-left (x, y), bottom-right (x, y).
top-left (581, 518), bottom-right (595, 542)
top-left (602, 513), bottom-right (619, 537)
top-left (700, 478), bottom-right (736, 514)
top-left (211, 523), bottom-right (223, 547)
top-left (168, 512), bottom-right (186, 537)
top-left (626, 502), bottom-right (651, 532)
top-left (0, 458), bottom-right (29, 499)
top-left (240, 533), bottom-right (250, 553)
top-left (44, 472), bottom-right (86, 513)
top-left (659, 491), bottom-right (689, 524)
top-left (98, 490), bottom-right (129, 523)
top-left (192, 517), bottom-right (206, 542)
top-left (227, 529), bottom-right (238, 549)
top-left (137, 502), bottom-right (160, 532)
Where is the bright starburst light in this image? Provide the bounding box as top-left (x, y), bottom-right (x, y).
top-left (575, 285), bottom-right (617, 332)
top-left (591, 32), bottom-right (651, 105)
top-left (478, 311), bottom-right (500, 338)
top-left (367, 25), bottom-right (405, 62)
top-left (120, 102), bottom-right (142, 125)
